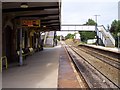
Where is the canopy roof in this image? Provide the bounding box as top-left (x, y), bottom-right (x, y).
top-left (2, 1), bottom-right (61, 31)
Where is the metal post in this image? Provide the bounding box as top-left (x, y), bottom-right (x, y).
top-left (94, 15), bottom-right (100, 45)
top-left (118, 33), bottom-right (120, 49)
top-left (19, 27), bottom-right (23, 66)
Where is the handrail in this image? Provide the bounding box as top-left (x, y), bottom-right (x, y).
top-left (97, 25), bottom-right (115, 46)
top-left (101, 25), bottom-right (115, 46)
top-left (0, 56), bottom-right (8, 72)
top-left (101, 25), bottom-right (114, 38)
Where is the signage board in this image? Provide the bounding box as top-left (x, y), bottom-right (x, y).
top-left (21, 19), bottom-right (40, 27)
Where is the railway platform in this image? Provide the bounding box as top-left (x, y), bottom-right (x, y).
top-left (2, 41), bottom-right (120, 89)
top-left (2, 46), bottom-right (61, 88)
top-left (58, 44), bottom-right (81, 88)
top-left (2, 43), bottom-right (81, 88)
top-left (85, 44), bottom-right (119, 53)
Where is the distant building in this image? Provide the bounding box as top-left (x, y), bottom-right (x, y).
top-left (74, 32), bottom-right (81, 42)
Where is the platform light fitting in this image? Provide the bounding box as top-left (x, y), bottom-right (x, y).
top-left (43, 26), bottom-right (46, 28)
top-left (20, 3), bottom-right (28, 8)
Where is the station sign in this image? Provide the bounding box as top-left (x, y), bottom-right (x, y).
top-left (21, 19), bottom-right (40, 27)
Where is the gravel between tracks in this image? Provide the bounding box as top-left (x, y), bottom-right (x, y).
top-left (70, 46), bottom-right (120, 88)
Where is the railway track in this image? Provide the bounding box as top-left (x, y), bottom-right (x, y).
top-left (62, 42), bottom-right (120, 89)
top-left (76, 46), bottom-right (120, 70)
top-left (79, 45), bottom-right (120, 61)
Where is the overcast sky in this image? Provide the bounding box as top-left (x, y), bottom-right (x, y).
top-left (57, 0), bottom-right (119, 36)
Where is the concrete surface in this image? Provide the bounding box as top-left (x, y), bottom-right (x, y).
top-left (2, 45), bottom-right (61, 88)
top-left (86, 44), bottom-right (119, 53)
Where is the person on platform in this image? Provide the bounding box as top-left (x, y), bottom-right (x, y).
top-left (40, 39), bottom-right (44, 50)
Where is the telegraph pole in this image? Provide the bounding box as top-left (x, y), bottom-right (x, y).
top-left (94, 15), bottom-right (100, 45)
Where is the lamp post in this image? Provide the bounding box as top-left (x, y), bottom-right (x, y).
top-left (94, 15), bottom-right (100, 45)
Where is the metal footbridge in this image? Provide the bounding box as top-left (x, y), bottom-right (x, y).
top-left (60, 24), bottom-right (115, 47)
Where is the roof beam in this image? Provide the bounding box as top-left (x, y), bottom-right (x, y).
top-left (15, 13), bottom-right (59, 18)
top-left (3, 6), bottom-right (59, 13)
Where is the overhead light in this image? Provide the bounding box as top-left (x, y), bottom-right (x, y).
top-left (43, 26), bottom-right (46, 28)
top-left (20, 3), bottom-right (28, 8)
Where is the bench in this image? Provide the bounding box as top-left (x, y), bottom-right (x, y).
top-left (28, 48), bottom-right (34, 55)
top-left (17, 48), bottom-right (34, 59)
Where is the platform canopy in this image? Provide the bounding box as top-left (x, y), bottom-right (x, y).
top-left (2, 0), bottom-right (61, 31)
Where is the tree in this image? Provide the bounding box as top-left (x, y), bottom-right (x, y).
top-left (110, 20), bottom-right (120, 36)
top-left (65, 33), bottom-right (75, 40)
top-left (110, 20), bottom-right (120, 47)
top-left (118, 20), bottom-right (120, 32)
top-left (79, 19), bottom-right (96, 43)
top-left (79, 31), bottom-right (96, 42)
top-left (85, 19), bottom-right (96, 25)
top-left (110, 20), bottom-right (118, 33)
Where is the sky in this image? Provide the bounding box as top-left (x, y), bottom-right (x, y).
top-left (57, 0), bottom-right (120, 36)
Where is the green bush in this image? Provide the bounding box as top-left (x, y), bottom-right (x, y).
top-left (79, 31), bottom-right (96, 43)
